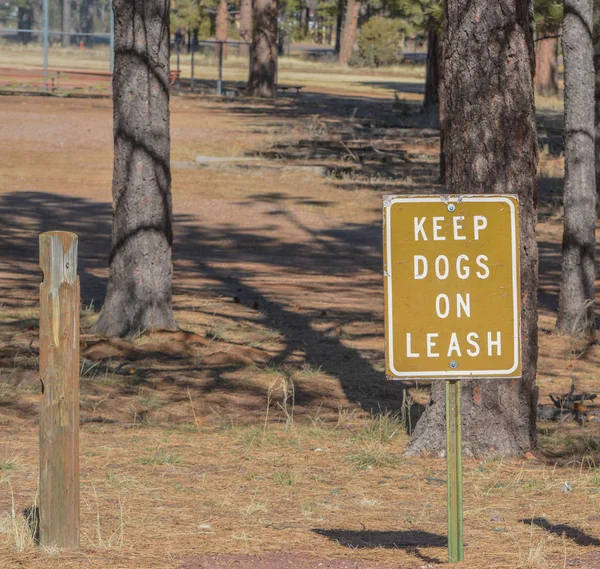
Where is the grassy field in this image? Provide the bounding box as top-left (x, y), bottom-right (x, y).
top-left (0, 58), bottom-right (597, 569)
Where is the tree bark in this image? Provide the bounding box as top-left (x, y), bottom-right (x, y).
top-left (17, 5), bottom-right (34, 43)
top-left (239, 0), bottom-right (252, 56)
top-left (335, 0), bottom-right (345, 54)
top-left (247, 0), bottom-right (278, 97)
top-left (595, 0), bottom-right (600, 218)
top-left (338, 0), bottom-right (360, 65)
top-left (62, 0), bottom-right (70, 47)
top-left (556, 0), bottom-right (596, 338)
top-left (215, 0), bottom-right (228, 59)
top-left (535, 35), bottom-right (559, 96)
top-left (94, 0), bottom-right (175, 339)
top-left (423, 17), bottom-right (440, 110)
top-left (437, 21), bottom-right (446, 185)
top-left (408, 0), bottom-right (539, 457)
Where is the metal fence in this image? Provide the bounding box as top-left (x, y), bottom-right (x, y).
top-left (0, 0), bottom-right (114, 75)
top-left (173, 39), bottom-right (251, 95)
top-left (0, 0), bottom-right (253, 97)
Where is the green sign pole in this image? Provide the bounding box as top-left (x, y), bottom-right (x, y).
top-left (446, 379), bottom-right (464, 563)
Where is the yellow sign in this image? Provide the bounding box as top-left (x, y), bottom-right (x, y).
top-left (383, 195), bottom-right (521, 380)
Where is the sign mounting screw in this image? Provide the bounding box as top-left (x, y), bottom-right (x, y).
top-left (448, 204), bottom-right (456, 212)
top-left (450, 360), bottom-right (458, 369)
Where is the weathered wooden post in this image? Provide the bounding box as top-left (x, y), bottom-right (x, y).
top-left (39, 231), bottom-right (80, 548)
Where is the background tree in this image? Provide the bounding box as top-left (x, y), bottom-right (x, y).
top-left (215, 0), bottom-right (229, 58)
top-left (338, 0), bottom-right (360, 64)
top-left (247, 0), bottom-right (278, 97)
top-left (357, 16), bottom-right (401, 66)
top-left (534, 0), bottom-right (562, 96)
top-left (556, 0), bottom-right (596, 338)
top-left (409, 0), bottom-right (539, 457)
top-left (62, 0), bottom-right (70, 46)
top-left (172, 0), bottom-right (202, 46)
top-left (239, 0), bottom-right (252, 55)
top-left (94, 0), bottom-right (176, 338)
top-left (422, 2), bottom-right (443, 110)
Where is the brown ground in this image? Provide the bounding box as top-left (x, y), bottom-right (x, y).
top-left (0, 91), bottom-right (599, 569)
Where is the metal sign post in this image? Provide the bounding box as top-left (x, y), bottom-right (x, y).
top-left (446, 380), bottom-right (463, 562)
top-left (383, 194), bottom-right (522, 564)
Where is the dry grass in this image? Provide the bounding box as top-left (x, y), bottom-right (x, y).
top-left (0, 84), bottom-right (597, 569)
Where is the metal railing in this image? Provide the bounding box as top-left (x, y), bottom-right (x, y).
top-left (0, 0), bottom-right (114, 74)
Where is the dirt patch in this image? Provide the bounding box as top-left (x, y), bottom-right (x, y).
top-left (179, 552), bottom-right (412, 569)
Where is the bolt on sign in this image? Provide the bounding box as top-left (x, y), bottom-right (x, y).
top-left (383, 195), bottom-right (521, 380)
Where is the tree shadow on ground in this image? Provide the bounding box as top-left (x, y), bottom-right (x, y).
top-left (179, 79), bottom-right (426, 124)
top-left (520, 518), bottom-right (600, 546)
top-left (312, 529), bottom-right (445, 564)
top-left (0, 190), bottom-right (404, 415)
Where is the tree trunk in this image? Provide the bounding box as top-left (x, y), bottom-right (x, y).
top-left (62, 0), bottom-right (70, 47)
top-left (535, 35), bottom-right (559, 96)
top-left (94, 0), bottom-right (175, 339)
top-left (595, 0), bottom-right (600, 218)
top-left (423, 17), bottom-right (440, 110)
top-left (408, 0), bottom-right (539, 457)
top-left (338, 0), bottom-right (360, 65)
top-left (334, 0), bottom-right (345, 54)
top-left (17, 6), bottom-right (33, 43)
top-left (79, 0), bottom-right (94, 45)
top-left (556, 0), bottom-right (596, 338)
top-left (215, 0), bottom-right (228, 59)
top-left (300, 3), bottom-right (308, 36)
top-left (437, 22), bottom-right (446, 185)
top-left (247, 0), bottom-right (277, 97)
top-left (239, 0), bottom-right (252, 56)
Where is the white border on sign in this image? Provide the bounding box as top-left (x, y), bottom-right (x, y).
top-left (384, 195), bottom-right (520, 378)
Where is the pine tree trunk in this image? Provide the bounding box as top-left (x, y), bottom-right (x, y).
top-left (247, 0), bottom-right (277, 97)
top-left (335, 0), bottom-right (345, 54)
top-left (423, 17), bottom-right (440, 110)
top-left (437, 22), bottom-right (446, 185)
top-left (215, 0), bottom-right (228, 59)
top-left (94, 0), bottom-right (175, 339)
top-left (338, 0), bottom-right (360, 65)
top-left (556, 0), bottom-right (596, 338)
top-left (239, 0), bottom-right (252, 56)
top-left (535, 35), bottom-right (559, 96)
top-left (595, 0), bottom-right (600, 217)
top-left (62, 0), bottom-right (70, 47)
top-left (408, 0), bottom-right (539, 457)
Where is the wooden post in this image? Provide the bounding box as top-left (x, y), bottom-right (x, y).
top-left (39, 231), bottom-right (80, 548)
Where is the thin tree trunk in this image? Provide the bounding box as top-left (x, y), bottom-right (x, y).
top-left (335, 0), bottom-right (344, 54)
top-left (62, 0), bottom-right (70, 47)
top-left (17, 6), bottom-right (33, 43)
top-left (239, 0), bottom-right (252, 56)
top-left (556, 0), bottom-right (596, 338)
top-left (437, 22), bottom-right (446, 185)
top-left (408, 0), bottom-right (539, 457)
top-left (94, 0), bottom-right (175, 339)
top-left (535, 35), bottom-right (559, 96)
top-left (215, 0), bottom-right (228, 59)
top-left (247, 0), bottom-right (277, 97)
top-left (338, 0), bottom-right (359, 65)
top-left (423, 17), bottom-right (440, 110)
